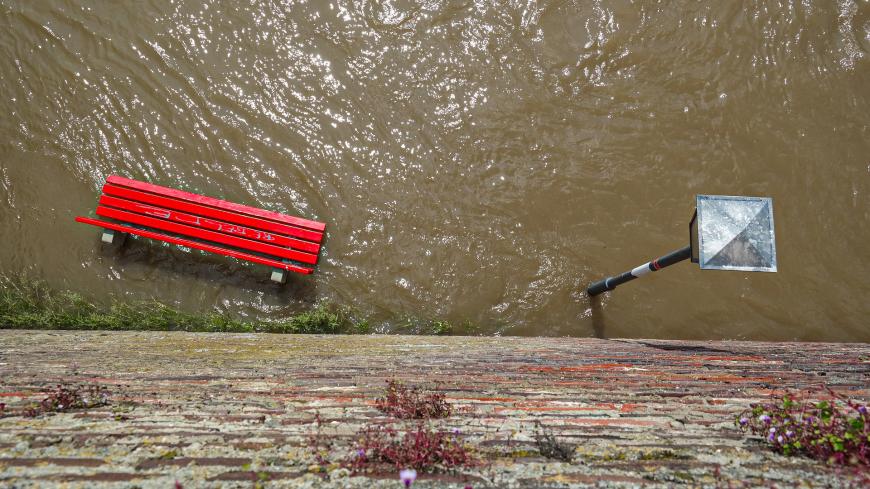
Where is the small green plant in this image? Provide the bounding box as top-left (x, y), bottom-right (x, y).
top-left (349, 318), bottom-right (372, 334)
top-left (429, 319), bottom-right (486, 336)
top-left (390, 315), bottom-right (486, 336)
top-left (736, 388), bottom-right (868, 466)
top-left (267, 304), bottom-right (344, 334)
top-left (255, 471), bottom-right (270, 489)
top-left (430, 320), bottom-right (452, 335)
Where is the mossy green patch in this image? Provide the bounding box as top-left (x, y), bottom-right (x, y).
top-left (578, 447), bottom-right (692, 463)
top-left (638, 449), bottom-right (692, 461)
top-left (158, 449), bottom-right (179, 460)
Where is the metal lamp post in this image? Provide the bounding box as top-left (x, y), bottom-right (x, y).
top-left (587, 195), bottom-right (777, 297)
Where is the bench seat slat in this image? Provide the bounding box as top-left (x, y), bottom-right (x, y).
top-left (95, 206), bottom-right (318, 265)
top-left (102, 184), bottom-right (324, 243)
top-left (75, 217), bottom-right (314, 274)
top-left (107, 176), bottom-right (325, 232)
top-left (99, 194), bottom-right (320, 254)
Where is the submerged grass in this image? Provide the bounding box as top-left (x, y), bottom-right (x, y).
top-left (0, 275), bottom-right (369, 334)
top-left (392, 315), bottom-right (485, 336)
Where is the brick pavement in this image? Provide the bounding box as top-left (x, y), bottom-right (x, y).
top-left (0, 331), bottom-right (867, 488)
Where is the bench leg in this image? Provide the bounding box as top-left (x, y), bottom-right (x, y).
top-left (101, 229), bottom-right (128, 246)
top-left (270, 269), bottom-right (287, 284)
top-left (270, 259), bottom-right (290, 284)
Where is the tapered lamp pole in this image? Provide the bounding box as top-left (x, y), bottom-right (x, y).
top-left (586, 245), bottom-right (691, 296)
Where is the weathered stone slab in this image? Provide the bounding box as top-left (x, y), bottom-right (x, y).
top-left (0, 331), bottom-right (867, 488)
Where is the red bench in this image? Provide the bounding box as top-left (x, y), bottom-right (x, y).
top-left (75, 175), bottom-right (325, 283)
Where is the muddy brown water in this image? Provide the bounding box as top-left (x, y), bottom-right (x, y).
top-left (0, 1), bottom-right (868, 341)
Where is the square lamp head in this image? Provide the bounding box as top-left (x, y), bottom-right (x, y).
top-left (690, 195), bottom-right (777, 272)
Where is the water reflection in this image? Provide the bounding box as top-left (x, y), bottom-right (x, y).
top-left (590, 294), bottom-right (607, 339)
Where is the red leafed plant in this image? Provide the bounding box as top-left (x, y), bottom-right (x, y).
top-left (346, 423), bottom-right (476, 472)
top-left (374, 380), bottom-right (453, 419)
top-left (736, 388), bottom-right (868, 466)
top-left (24, 384), bottom-right (110, 417)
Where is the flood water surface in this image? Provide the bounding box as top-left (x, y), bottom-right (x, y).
top-left (1, 0), bottom-right (868, 341)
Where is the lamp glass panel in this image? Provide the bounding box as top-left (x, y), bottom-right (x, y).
top-left (696, 195), bottom-right (777, 272)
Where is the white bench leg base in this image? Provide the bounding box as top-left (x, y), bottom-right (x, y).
top-left (271, 258), bottom-right (292, 284)
top-left (270, 268), bottom-right (288, 284)
top-left (101, 229), bottom-right (128, 246)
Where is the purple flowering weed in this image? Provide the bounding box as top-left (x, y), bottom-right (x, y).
top-left (736, 388), bottom-right (869, 466)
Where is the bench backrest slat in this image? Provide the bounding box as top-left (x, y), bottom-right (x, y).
top-left (99, 194), bottom-right (320, 254)
top-left (107, 175), bottom-right (326, 233)
top-left (96, 205), bottom-right (319, 265)
top-left (103, 184), bottom-right (324, 243)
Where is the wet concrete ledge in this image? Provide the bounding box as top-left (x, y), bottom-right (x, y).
top-left (0, 331), bottom-right (867, 488)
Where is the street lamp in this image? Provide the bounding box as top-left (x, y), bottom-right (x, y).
top-left (587, 195), bottom-right (777, 296)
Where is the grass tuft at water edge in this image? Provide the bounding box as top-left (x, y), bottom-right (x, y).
top-left (0, 274), bottom-right (369, 334)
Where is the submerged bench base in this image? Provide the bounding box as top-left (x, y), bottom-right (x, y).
top-left (101, 226), bottom-right (288, 283)
top-left (270, 259), bottom-right (292, 284)
top-left (100, 228), bottom-right (127, 246)
top-left (270, 269), bottom-right (288, 284)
